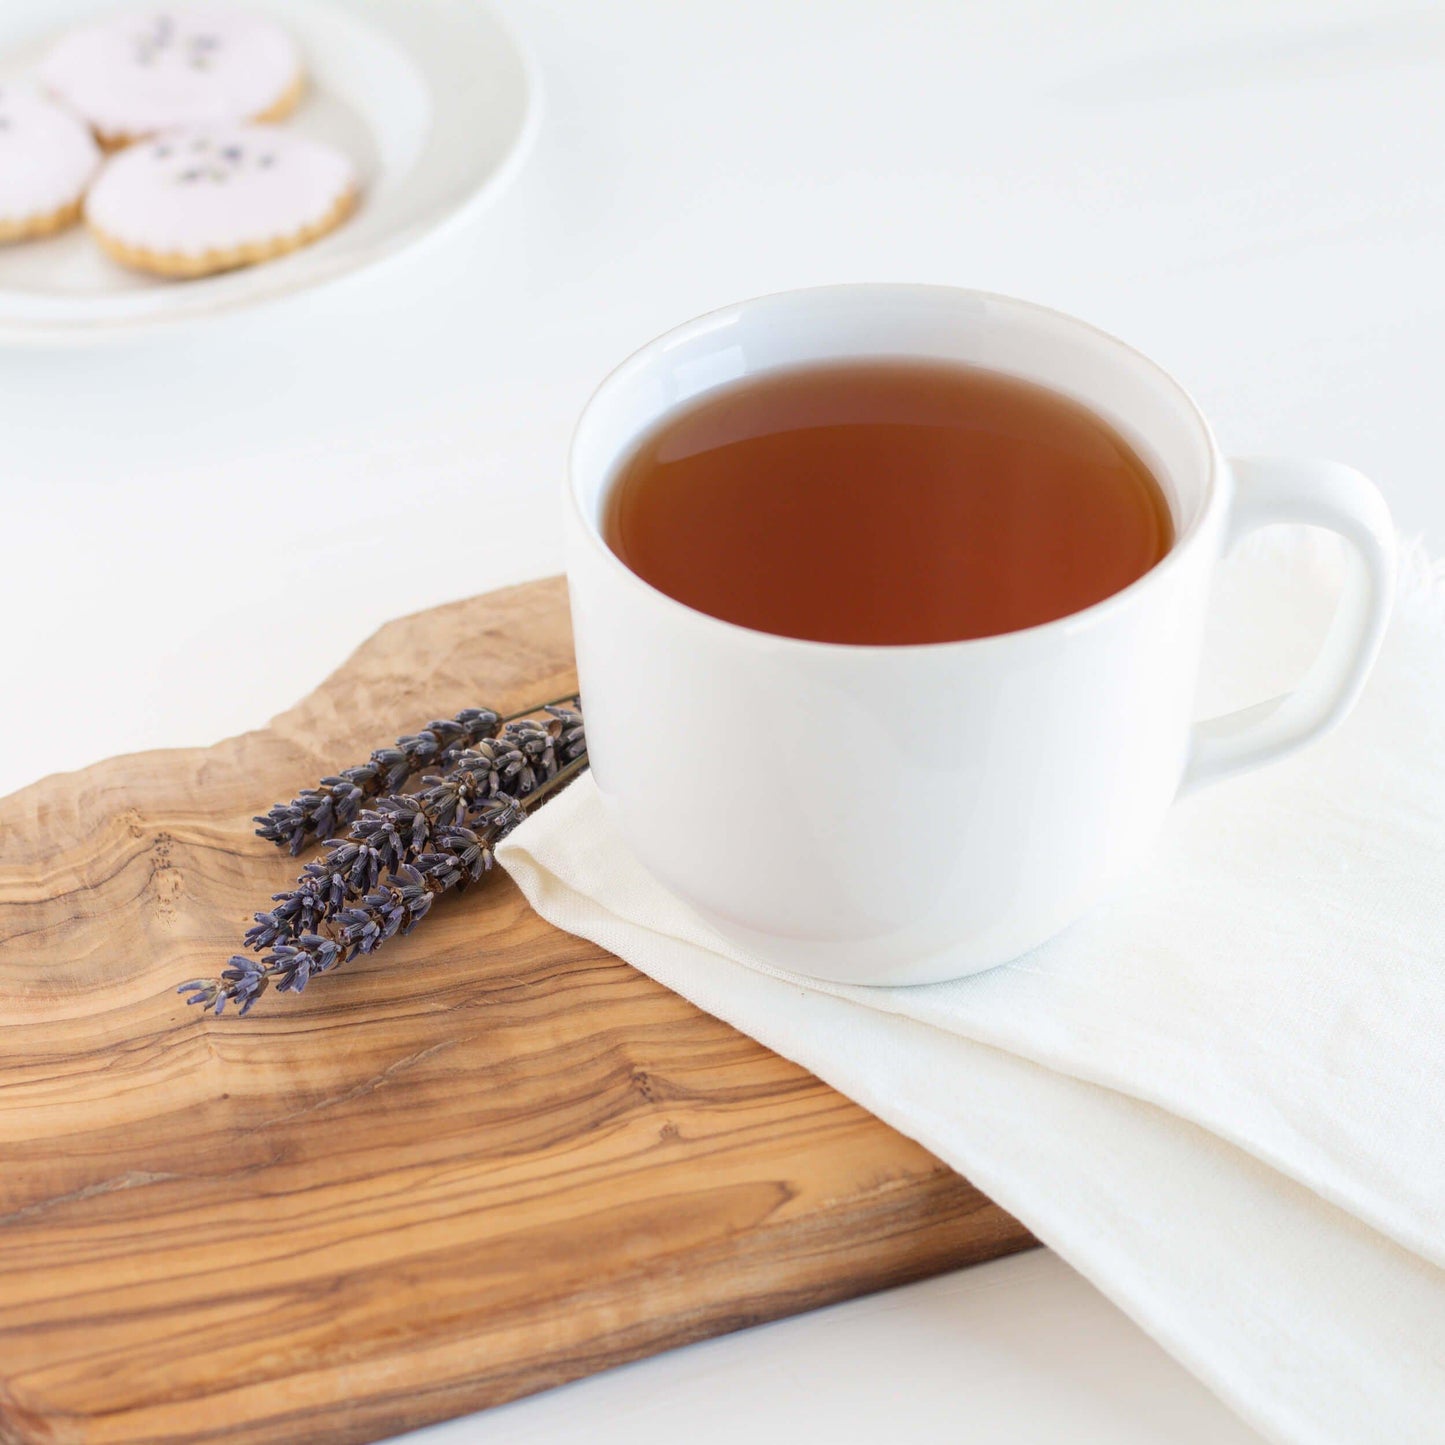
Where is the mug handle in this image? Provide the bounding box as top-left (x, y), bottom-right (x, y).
top-left (1179, 456), bottom-right (1396, 796)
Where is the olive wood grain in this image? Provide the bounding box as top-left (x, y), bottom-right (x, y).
top-left (0, 577), bottom-right (1033, 1445)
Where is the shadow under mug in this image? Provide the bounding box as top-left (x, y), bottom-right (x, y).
top-left (565, 285), bottom-right (1395, 986)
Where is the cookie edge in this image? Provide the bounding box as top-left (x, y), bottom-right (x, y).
top-left (87, 182), bottom-right (357, 277)
top-left (92, 67), bottom-right (306, 150)
top-left (0, 196), bottom-right (85, 244)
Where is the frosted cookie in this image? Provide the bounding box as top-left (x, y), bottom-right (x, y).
top-left (0, 85), bottom-right (101, 242)
top-left (86, 124), bottom-right (357, 277)
top-left (39, 7), bottom-right (302, 149)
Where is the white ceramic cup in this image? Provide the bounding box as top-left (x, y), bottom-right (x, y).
top-left (566, 285), bottom-right (1395, 985)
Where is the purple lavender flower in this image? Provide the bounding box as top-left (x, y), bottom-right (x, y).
top-left (254, 707), bottom-right (503, 854)
top-left (186, 703), bottom-right (584, 1017)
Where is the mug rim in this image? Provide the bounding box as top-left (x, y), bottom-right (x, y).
top-left (567, 282), bottom-right (1224, 656)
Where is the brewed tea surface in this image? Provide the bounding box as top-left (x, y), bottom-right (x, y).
top-left (604, 360), bottom-right (1173, 644)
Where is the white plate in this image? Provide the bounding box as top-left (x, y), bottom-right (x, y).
top-left (0, 0), bottom-right (538, 342)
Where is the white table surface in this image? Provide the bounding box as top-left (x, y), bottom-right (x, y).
top-left (6, 1), bottom-right (1441, 1439)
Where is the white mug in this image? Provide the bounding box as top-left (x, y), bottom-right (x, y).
top-left (565, 285), bottom-right (1395, 985)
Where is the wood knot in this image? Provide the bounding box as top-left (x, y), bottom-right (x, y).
top-left (148, 833), bottom-right (182, 924)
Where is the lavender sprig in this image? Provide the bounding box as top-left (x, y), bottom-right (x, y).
top-left (243, 710), bottom-right (584, 952)
top-left (180, 705), bottom-right (585, 1018)
top-left (253, 706), bottom-right (506, 855)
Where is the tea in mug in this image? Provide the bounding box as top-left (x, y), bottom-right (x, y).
top-left (603, 359), bottom-right (1174, 645)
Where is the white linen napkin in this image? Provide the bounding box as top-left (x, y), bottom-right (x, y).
top-left (498, 535), bottom-right (1445, 1445)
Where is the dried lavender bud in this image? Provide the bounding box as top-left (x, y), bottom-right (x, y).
top-left (176, 954), bottom-right (269, 1017)
top-left (550, 705), bottom-right (587, 765)
top-left (251, 710), bottom-right (586, 954)
top-left (253, 706), bottom-right (505, 854)
top-left (202, 803), bottom-right (533, 1014)
top-left (185, 703), bottom-right (586, 1017)
top-left (176, 977), bottom-right (219, 1009)
top-left (270, 934), bottom-right (344, 993)
top-left (219, 955), bottom-right (270, 1016)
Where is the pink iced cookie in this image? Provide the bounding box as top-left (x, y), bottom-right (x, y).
top-left (39, 6), bottom-right (302, 148)
top-left (85, 123), bottom-right (357, 277)
top-left (0, 84), bottom-right (101, 242)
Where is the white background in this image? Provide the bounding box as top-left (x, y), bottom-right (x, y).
top-left (6, 1), bottom-right (1442, 1439)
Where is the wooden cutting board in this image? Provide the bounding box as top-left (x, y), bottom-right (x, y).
top-left (0, 577), bottom-right (1032, 1445)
